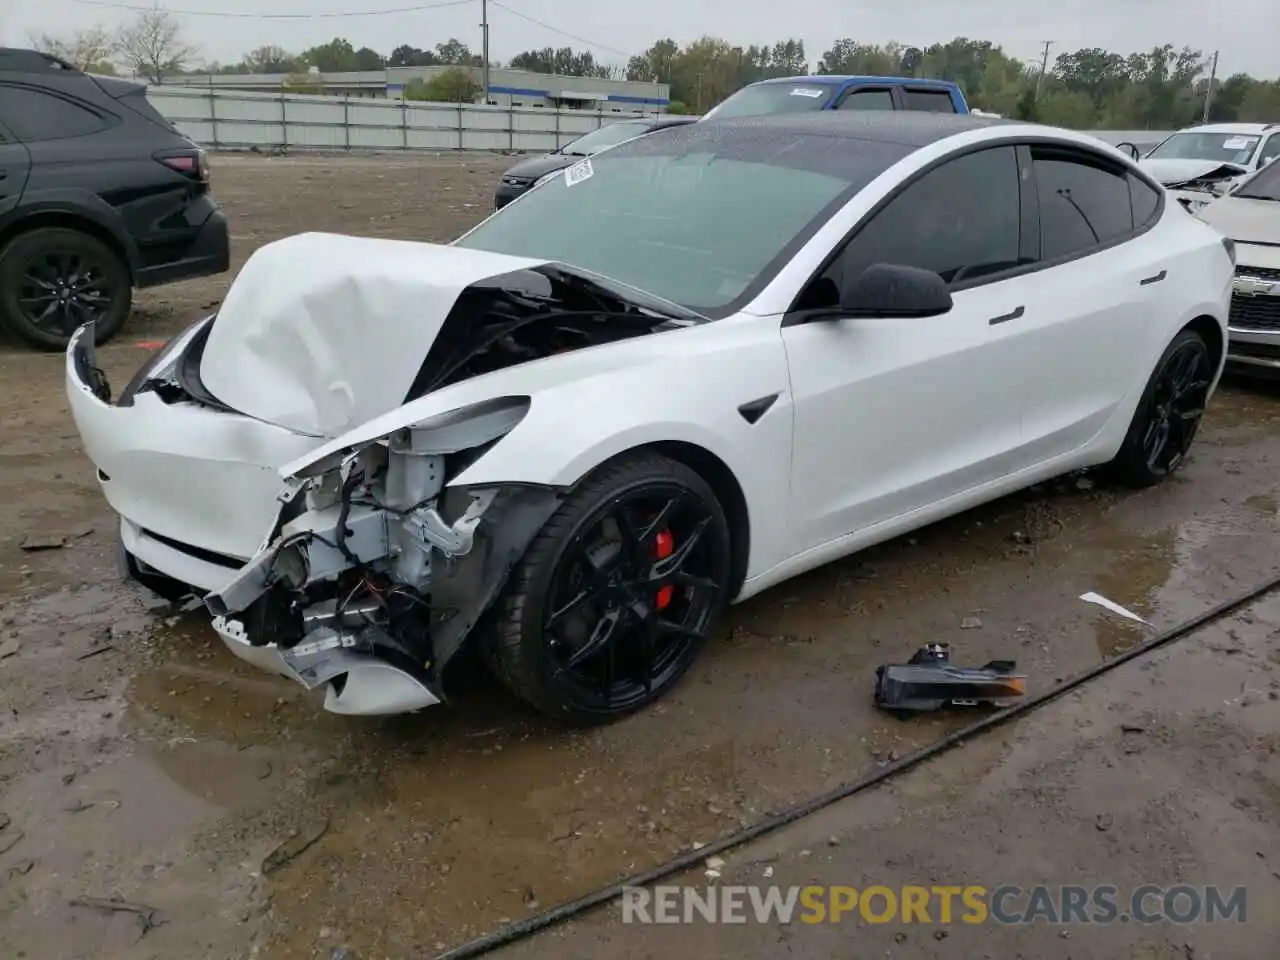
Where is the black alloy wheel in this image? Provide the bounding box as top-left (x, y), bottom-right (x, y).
top-left (1107, 327), bottom-right (1213, 488)
top-left (484, 453), bottom-right (732, 724)
top-left (0, 228), bottom-right (132, 351)
top-left (1140, 335), bottom-right (1212, 475)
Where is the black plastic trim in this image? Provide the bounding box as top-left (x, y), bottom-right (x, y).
top-left (988, 305), bottom-right (1025, 326)
top-left (737, 393), bottom-right (779, 424)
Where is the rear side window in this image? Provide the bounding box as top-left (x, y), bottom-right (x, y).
top-left (1032, 149), bottom-right (1134, 261)
top-left (837, 89), bottom-right (894, 111)
top-left (1129, 173), bottom-right (1161, 228)
top-left (901, 88), bottom-right (957, 113)
top-left (822, 145), bottom-right (1023, 291)
top-left (0, 85), bottom-right (111, 142)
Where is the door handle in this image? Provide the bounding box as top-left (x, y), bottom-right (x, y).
top-left (1139, 269), bottom-right (1167, 286)
top-left (988, 305), bottom-right (1025, 326)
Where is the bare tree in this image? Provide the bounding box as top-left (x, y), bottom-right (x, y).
top-left (29, 26), bottom-right (119, 73)
top-left (116, 9), bottom-right (196, 84)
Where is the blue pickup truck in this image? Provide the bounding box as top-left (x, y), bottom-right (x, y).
top-left (703, 75), bottom-right (969, 120)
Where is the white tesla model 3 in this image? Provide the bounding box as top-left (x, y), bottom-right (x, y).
top-left (66, 113), bottom-right (1233, 724)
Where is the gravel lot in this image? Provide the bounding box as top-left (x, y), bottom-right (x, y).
top-left (0, 152), bottom-right (1278, 960)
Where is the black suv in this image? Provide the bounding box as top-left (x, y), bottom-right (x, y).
top-left (0, 49), bottom-right (229, 350)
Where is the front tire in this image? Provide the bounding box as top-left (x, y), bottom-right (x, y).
top-left (482, 452), bottom-right (732, 725)
top-left (0, 228), bottom-right (132, 351)
top-left (1105, 327), bottom-right (1213, 488)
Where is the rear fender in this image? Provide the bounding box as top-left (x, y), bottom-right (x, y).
top-left (0, 192), bottom-right (140, 276)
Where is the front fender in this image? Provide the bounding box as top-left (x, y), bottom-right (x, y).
top-left (452, 329), bottom-right (795, 582)
top-left (280, 315), bottom-right (797, 582)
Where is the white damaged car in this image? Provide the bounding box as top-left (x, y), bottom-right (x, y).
top-left (1119, 123), bottom-right (1280, 212)
top-left (67, 113), bottom-right (1233, 724)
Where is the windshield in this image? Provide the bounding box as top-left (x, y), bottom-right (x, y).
top-left (560, 122), bottom-right (650, 156)
top-left (1234, 156), bottom-right (1280, 201)
top-left (456, 126), bottom-right (906, 314)
top-left (703, 82), bottom-right (833, 120)
top-left (1147, 131), bottom-right (1260, 166)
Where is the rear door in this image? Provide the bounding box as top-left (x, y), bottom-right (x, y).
top-left (0, 121), bottom-right (32, 217)
top-left (1010, 144), bottom-right (1164, 461)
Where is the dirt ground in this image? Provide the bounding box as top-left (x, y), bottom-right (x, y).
top-left (1, 153), bottom-right (1278, 960)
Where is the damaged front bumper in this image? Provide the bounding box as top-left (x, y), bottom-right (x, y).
top-left (203, 412), bottom-right (561, 717)
top-left (211, 615), bottom-right (443, 715)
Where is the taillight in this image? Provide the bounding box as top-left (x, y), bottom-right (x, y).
top-left (1221, 236), bottom-right (1237, 266)
top-left (154, 148), bottom-right (210, 183)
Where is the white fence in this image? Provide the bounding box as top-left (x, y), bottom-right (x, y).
top-left (147, 86), bottom-right (650, 153)
top-left (147, 87), bottom-right (1175, 155)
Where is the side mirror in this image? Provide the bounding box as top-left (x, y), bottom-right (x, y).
top-left (839, 263), bottom-right (953, 318)
top-left (1116, 141), bottom-right (1141, 161)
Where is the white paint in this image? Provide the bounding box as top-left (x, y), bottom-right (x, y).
top-left (1079, 592), bottom-right (1151, 624)
top-left (199, 232), bottom-right (547, 438)
top-left (68, 122), bottom-right (1233, 640)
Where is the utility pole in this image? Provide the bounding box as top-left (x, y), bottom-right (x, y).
top-left (1034, 40), bottom-right (1053, 99)
top-left (480, 0), bottom-right (490, 104)
top-left (1201, 50), bottom-right (1219, 123)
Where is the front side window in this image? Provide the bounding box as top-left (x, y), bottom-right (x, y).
top-left (1146, 131), bottom-right (1260, 167)
top-left (703, 83), bottom-right (833, 120)
top-left (836, 89), bottom-right (895, 111)
top-left (457, 128), bottom-right (910, 314)
top-left (1033, 149), bottom-right (1134, 261)
top-left (818, 145), bottom-right (1023, 297)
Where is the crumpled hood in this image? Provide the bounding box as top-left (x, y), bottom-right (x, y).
top-left (199, 232), bottom-right (547, 438)
top-left (1140, 157), bottom-right (1248, 187)
top-left (1196, 195), bottom-right (1280, 247)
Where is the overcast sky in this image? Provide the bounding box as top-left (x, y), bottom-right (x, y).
top-left (3, 0), bottom-right (1276, 78)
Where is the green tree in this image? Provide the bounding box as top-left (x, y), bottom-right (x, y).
top-left (508, 46), bottom-right (611, 77)
top-left (301, 38), bottom-right (358, 72)
top-left (434, 38), bottom-right (482, 66)
top-left (406, 67), bottom-right (478, 103)
top-left (626, 38), bottom-right (678, 83)
top-left (388, 45), bottom-right (440, 67)
top-left (241, 45), bottom-right (301, 74)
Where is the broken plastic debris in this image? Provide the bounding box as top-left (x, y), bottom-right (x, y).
top-left (874, 643), bottom-right (1026, 715)
top-left (1079, 591), bottom-right (1149, 624)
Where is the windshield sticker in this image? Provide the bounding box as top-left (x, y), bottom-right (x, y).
top-left (1222, 137), bottom-right (1255, 150)
top-left (790, 87), bottom-right (826, 98)
top-left (564, 158), bottom-right (594, 187)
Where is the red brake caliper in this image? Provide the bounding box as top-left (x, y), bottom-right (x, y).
top-left (655, 529), bottom-right (675, 611)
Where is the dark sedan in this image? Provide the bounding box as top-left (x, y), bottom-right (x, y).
top-left (493, 115), bottom-right (697, 209)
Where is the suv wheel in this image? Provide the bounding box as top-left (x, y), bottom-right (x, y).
top-left (0, 228), bottom-right (132, 351)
